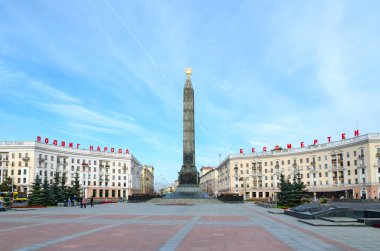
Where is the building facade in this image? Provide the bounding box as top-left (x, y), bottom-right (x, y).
top-left (140, 165), bottom-right (154, 194)
top-left (199, 166), bottom-right (218, 196)
top-left (217, 133), bottom-right (380, 200)
top-left (0, 141), bottom-right (145, 199)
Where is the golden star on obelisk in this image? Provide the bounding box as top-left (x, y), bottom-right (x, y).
top-left (185, 67), bottom-right (192, 79)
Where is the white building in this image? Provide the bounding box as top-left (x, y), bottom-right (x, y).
top-left (217, 133), bottom-right (380, 200)
top-left (0, 140), bottom-right (144, 199)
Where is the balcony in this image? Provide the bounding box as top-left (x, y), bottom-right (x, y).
top-left (22, 157), bottom-right (30, 161)
top-left (358, 162), bottom-right (367, 168)
top-left (358, 154), bottom-right (364, 159)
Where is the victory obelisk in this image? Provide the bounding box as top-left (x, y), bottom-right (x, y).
top-left (178, 67), bottom-right (199, 185)
top-left (164, 67), bottom-right (210, 199)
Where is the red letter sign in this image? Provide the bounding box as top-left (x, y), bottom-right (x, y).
top-left (314, 139), bottom-right (318, 145)
top-left (89, 145), bottom-right (94, 151)
top-left (240, 149), bottom-right (243, 154)
top-left (69, 142), bottom-right (73, 148)
top-left (354, 130), bottom-right (359, 136)
top-left (251, 148), bottom-right (255, 153)
top-left (263, 147), bottom-right (267, 152)
top-left (104, 147), bottom-right (108, 152)
top-left (53, 140), bottom-right (58, 146)
top-left (287, 144), bottom-right (292, 149)
top-left (125, 149), bottom-right (129, 154)
top-left (327, 136), bottom-right (331, 142)
top-left (37, 136), bottom-right (41, 142)
top-left (44, 138), bottom-right (49, 144)
top-left (300, 142), bottom-right (304, 148)
top-left (342, 133), bottom-right (346, 140)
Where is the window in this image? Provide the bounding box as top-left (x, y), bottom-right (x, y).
top-left (319, 173), bottom-right (322, 177)
top-left (287, 160), bottom-right (290, 165)
top-left (325, 172), bottom-right (328, 177)
top-left (51, 156), bottom-right (54, 161)
top-left (300, 159), bottom-right (303, 164)
top-left (354, 160), bottom-right (357, 166)
top-left (19, 153), bottom-right (22, 158)
top-left (355, 169), bottom-right (358, 175)
top-left (307, 174), bottom-right (309, 178)
top-left (362, 169), bottom-right (365, 174)
top-left (246, 170), bottom-right (249, 174)
top-left (347, 161), bottom-right (350, 166)
top-left (324, 156), bottom-right (327, 160)
top-left (23, 178), bottom-right (26, 183)
top-left (318, 156), bottom-right (321, 161)
top-left (18, 170), bottom-right (21, 175)
top-left (77, 159), bottom-right (80, 164)
top-left (348, 170), bottom-right (351, 175)
top-left (18, 178), bottom-right (21, 183)
top-left (264, 162), bottom-right (267, 166)
top-left (362, 178), bottom-right (366, 184)
top-left (12, 153), bottom-right (15, 158)
top-left (23, 169), bottom-right (26, 175)
top-left (306, 158), bottom-right (309, 163)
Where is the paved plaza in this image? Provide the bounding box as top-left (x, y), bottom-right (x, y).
top-left (0, 202), bottom-right (379, 251)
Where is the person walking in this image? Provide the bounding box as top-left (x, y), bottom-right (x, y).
top-left (90, 197), bottom-right (94, 208)
top-left (73, 195), bottom-right (77, 207)
top-left (82, 196), bottom-right (87, 208)
top-left (68, 197), bottom-right (72, 207)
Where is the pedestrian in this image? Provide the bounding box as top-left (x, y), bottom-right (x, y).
top-left (73, 195), bottom-right (77, 207)
top-left (80, 196), bottom-right (83, 208)
top-left (90, 196), bottom-right (94, 208)
top-left (68, 198), bottom-right (72, 207)
top-left (82, 196), bottom-right (87, 208)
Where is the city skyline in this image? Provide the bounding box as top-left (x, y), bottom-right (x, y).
top-left (1, 1), bottom-right (380, 186)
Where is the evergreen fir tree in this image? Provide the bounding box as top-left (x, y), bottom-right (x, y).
top-left (61, 172), bottom-right (68, 202)
top-left (51, 171), bottom-right (63, 204)
top-left (41, 176), bottom-right (54, 206)
top-left (28, 175), bottom-right (44, 206)
top-left (277, 173), bottom-right (291, 207)
top-left (278, 171), bottom-right (308, 207)
top-left (0, 177), bottom-right (15, 191)
top-left (71, 172), bottom-right (82, 198)
top-left (292, 171), bottom-right (308, 206)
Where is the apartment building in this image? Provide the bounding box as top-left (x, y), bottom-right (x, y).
top-left (217, 133), bottom-right (380, 200)
top-left (0, 140), bottom-right (145, 199)
top-left (199, 166), bottom-right (218, 196)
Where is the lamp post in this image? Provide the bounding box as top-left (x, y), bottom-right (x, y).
top-left (11, 167), bottom-right (14, 193)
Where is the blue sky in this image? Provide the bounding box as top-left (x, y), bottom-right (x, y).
top-left (1, 1), bottom-right (379, 188)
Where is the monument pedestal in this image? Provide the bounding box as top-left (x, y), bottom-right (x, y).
top-left (163, 185), bottom-right (211, 199)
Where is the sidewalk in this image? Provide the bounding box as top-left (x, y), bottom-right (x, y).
top-left (0, 202), bottom-right (379, 250)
